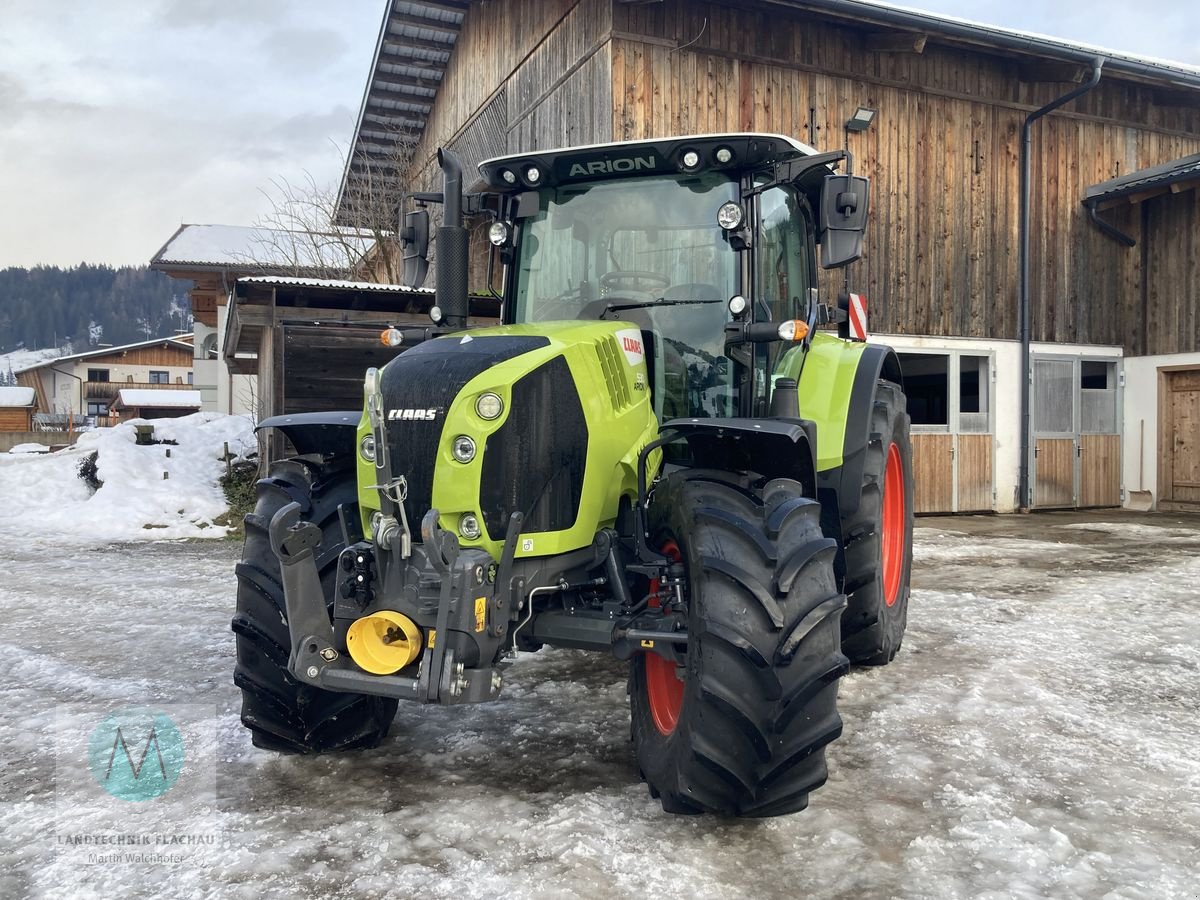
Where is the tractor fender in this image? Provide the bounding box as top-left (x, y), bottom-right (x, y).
top-left (663, 417), bottom-right (818, 497)
top-left (256, 411), bottom-right (360, 458)
top-left (804, 340), bottom-right (903, 522)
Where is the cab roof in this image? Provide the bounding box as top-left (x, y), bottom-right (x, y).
top-left (477, 133), bottom-right (819, 191)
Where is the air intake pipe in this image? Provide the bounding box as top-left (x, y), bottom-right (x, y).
top-left (436, 148), bottom-right (470, 329)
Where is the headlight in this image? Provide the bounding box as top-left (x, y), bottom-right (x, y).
top-left (475, 392), bottom-right (503, 420)
top-left (359, 434), bottom-right (376, 462)
top-left (452, 435), bottom-right (476, 463)
top-left (459, 513), bottom-right (481, 540)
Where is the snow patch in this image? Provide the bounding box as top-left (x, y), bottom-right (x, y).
top-left (0, 412), bottom-right (255, 544)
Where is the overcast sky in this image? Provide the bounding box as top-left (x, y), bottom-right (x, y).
top-left (0, 0), bottom-right (1196, 269)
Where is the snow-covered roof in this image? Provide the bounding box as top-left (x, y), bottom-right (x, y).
top-left (0, 386), bottom-right (35, 407)
top-left (113, 389), bottom-right (203, 409)
top-left (238, 275), bottom-right (435, 294)
top-left (16, 337), bottom-right (193, 372)
top-left (151, 224), bottom-right (374, 271)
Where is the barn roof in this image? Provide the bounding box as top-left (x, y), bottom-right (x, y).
top-left (151, 224), bottom-right (374, 274)
top-left (1085, 152), bottom-right (1200, 205)
top-left (336, 0), bottom-right (1200, 224)
top-left (238, 275), bottom-right (435, 294)
top-left (336, 0), bottom-right (469, 223)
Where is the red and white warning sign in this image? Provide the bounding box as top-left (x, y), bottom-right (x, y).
top-left (847, 292), bottom-right (868, 341)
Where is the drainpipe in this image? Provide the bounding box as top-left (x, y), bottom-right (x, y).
top-left (1018, 58), bottom-right (1104, 512)
top-left (1084, 201), bottom-right (1136, 248)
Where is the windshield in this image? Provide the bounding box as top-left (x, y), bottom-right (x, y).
top-left (513, 173), bottom-right (739, 418)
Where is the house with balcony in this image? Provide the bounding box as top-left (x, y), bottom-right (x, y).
top-left (16, 336), bottom-right (194, 427)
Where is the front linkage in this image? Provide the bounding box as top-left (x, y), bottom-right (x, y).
top-left (267, 485), bottom-right (688, 707)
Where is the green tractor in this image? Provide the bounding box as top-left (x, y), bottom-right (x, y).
top-left (233, 133), bottom-right (913, 817)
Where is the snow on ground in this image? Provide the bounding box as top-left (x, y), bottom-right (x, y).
top-left (1, 511), bottom-right (1199, 899)
top-left (0, 413), bottom-right (255, 544)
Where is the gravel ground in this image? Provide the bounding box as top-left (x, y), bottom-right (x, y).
top-left (2, 510), bottom-right (1199, 899)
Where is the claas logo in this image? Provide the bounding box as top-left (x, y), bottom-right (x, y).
top-left (622, 335), bottom-right (643, 355)
top-left (387, 408), bottom-right (439, 421)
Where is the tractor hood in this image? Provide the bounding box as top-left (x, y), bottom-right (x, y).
top-left (357, 321), bottom-right (659, 560)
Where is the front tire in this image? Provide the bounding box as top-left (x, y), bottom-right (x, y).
top-left (630, 471), bottom-right (848, 816)
top-left (839, 380), bottom-right (914, 665)
top-left (231, 458), bottom-right (397, 753)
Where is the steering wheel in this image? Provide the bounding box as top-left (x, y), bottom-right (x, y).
top-left (599, 270), bottom-right (670, 294)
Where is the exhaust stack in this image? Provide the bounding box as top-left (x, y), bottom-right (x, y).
top-left (436, 148), bottom-right (470, 329)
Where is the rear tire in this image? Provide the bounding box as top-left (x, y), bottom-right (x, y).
top-left (839, 380), bottom-right (914, 665)
top-left (630, 471), bottom-right (848, 816)
top-left (231, 458), bottom-right (397, 753)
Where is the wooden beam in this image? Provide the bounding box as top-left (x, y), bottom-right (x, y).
top-left (380, 33), bottom-right (456, 55)
top-left (1018, 62), bottom-right (1087, 83)
top-left (387, 11), bottom-right (461, 37)
top-left (370, 71), bottom-right (440, 94)
top-left (1170, 178), bottom-right (1200, 194)
top-left (864, 31), bottom-right (926, 53)
top-left (407, 0), bottom-right (470, 13)
top-left (366, 88), bottom-right (432, 111)
top-left (1125, 186), bottom-right (1174, 204)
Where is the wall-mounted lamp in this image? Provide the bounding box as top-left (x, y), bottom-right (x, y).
top-left (844, 106), bottom-right (877, 132)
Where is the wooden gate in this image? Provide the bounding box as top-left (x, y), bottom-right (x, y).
top-left (1160, 369), bottom-right (1200, 510)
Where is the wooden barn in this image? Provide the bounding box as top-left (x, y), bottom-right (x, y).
top-left (339, 0), bottom-right (1200, 513)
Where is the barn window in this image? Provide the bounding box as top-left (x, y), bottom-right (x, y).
top-left (959, 355), bottom-right (990, 433)
top-left (1080, 360), bottom-right (1117, 434)
top-left (898, 353), bottom-right (949, 427)
top-left (149, 371), bottom-right (169, 384)
top-left (87, 402), bottom-right (108, 416)
top-left (87, 368), bottom-right (110, 382)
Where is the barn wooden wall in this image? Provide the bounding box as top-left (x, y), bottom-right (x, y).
top-left (402, 0), bottom-right (1199, 353)
top-left (1142, 188), bottom-right (1200, 355)
top-left (608, 0), bottom-right (1200, 353)
top-left (408, 0), bottom-right (613, 190)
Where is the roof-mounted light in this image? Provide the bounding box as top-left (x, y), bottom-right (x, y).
top-left (680, 149), bottom-right (701, 171)
top-left (500, 168), bottom-right (517, 185)
top-left (714, 146), bottom-right (733, 164)
top-left (524, 165), bottom-right (542, 185)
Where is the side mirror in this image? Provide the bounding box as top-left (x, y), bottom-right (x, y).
top-left (819, 174), bottom-right (869, 269)
top-left (399, 206), bottom-right (429, 287)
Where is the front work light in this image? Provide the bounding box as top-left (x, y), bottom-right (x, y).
top-left (717, 202), bottom-right (744, 230)
top-left (459, 513), bottom-right (482, 540)
top-left (359, 434), bottom-right (376, 462)
top-left (488, 222), bottom-right (511, 246)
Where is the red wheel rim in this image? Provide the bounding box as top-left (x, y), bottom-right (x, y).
top-left (881, 442), bottom-right (905, 607)
top-left (645, 539), bottom-right (685, 736)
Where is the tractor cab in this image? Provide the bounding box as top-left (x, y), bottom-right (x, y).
top-left (471, 134), bottom-right (869, 420)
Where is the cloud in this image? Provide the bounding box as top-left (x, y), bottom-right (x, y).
top-left (0, 0), bottom-right (381, 267)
